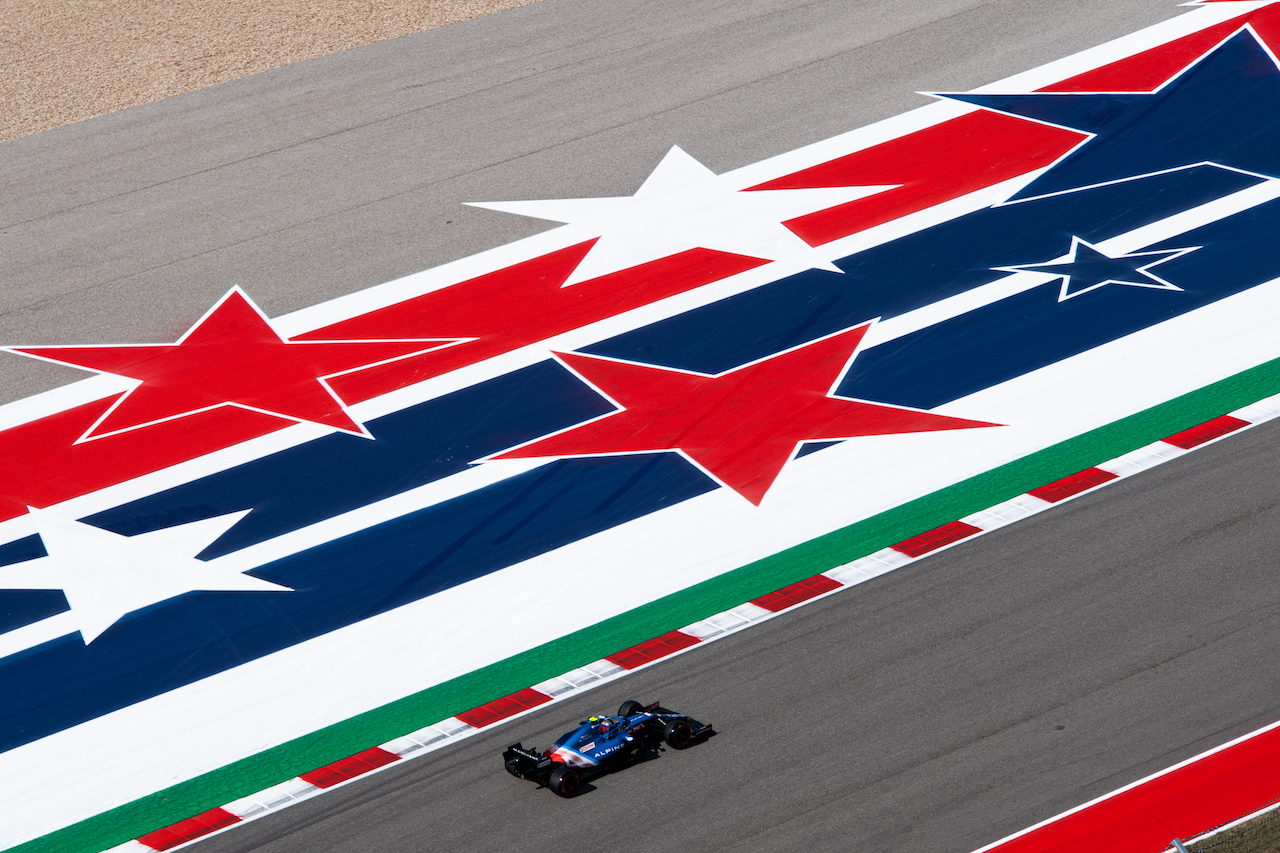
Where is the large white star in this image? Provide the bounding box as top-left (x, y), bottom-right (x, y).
top-left (0, 508), bottom-right (290, 644)
top-left (466, 146), bottom-right (893, 285)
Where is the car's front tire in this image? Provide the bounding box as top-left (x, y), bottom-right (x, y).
top-left (548, 764), bottom-right (581, 797)
top-left (663, 720), bottom-right (692, 749)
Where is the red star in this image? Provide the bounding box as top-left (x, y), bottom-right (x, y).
top-left (8, 288), bottom-right (460, 440)
top-left (494, 322), bottom-right (1001, 505)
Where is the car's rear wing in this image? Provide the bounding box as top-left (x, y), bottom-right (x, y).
top-left (503, 743), bottom-right (553, 784)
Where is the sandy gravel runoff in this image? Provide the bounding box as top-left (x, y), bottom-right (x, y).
top-left (0, 0), bottom-right (540, 143)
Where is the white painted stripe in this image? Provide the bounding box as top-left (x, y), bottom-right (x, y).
top-left (824, 549), bottom-right (914, 585)
top-left (961, 494), bottom-right (1053, 533)
top-left (682, 603), bottom-right (773, 640)
top-left (531, 660), bottom-right (625, 698)
top-left (1100, 442), bottom-right (1189, 478)
top-left (222, 777), bottom-right (319, 819)
top-left (1234, 395), bottom-right (1280, 422)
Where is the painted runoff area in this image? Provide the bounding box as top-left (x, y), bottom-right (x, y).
top-left (6, 2), bottom-right (1280, 852)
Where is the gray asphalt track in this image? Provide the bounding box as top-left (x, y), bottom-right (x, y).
top-left (3, 0), bottom-right (1273, 851)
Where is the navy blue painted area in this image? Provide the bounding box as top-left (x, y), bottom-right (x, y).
top-left (0, 592), bottom-right (68, 633)
top-left (583, 166), bottom-right (1256, 374)
top-left (839, 194), bottom-right (1280, 408)
top-left (796, 440), bottom-right (841, 458)
top-left (84, 361), bottom-right (614, 558)
top-left (0, 534), bottom-right (48, 567)
top-left (945, 30), bottom-right (1280, 200)
top-left (0, 453), bottom-right (710, 752)
top-left (1145, 196), bottom-right (1280, 288)
top-left (0, 535), bottom-right (69, 632)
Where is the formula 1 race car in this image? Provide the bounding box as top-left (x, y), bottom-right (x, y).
top-left (502, 700), bottom-right (713, 797)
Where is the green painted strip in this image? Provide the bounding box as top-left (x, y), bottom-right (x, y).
top-left (14, 354), bottom-right (1280, 853)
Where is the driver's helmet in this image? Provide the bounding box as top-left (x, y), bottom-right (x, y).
top-left (598, 716), bottom-right (612, 731)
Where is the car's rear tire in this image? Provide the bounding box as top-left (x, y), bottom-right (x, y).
top-left (664, 720), bottom-right (692, 749)
top-left (618, 700), bottom-right (644, 717)
top-left (548, 764), bottom-right (581, 797)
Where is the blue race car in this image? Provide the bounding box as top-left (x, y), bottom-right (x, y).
top-left (502, 699), bottom-right (713, 797)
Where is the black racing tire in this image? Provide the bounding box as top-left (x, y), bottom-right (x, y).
top-left (664, 720), bottom-right (693, 749)
top-left (617, 700), bottom-right (644, 717)
top-left (548, 764), bottom-right (581, 798)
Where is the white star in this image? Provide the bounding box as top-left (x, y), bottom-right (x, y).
top-left (0, 508), bottom-right (290, 644)
top-left (466, 146), bottom-right (893, 285)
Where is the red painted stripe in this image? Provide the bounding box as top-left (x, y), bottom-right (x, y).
top-left (0, 397), bottom-right (283, 523)
top-left (1039, 6), bottom-right (1274, 92)
top-left (987, 723), bottom-right (1280, 853)
top-left (605, 630), bottom-right (701, 670)
top-left (455, 687), bottom-right (554, 728)
top-left (1028, 467), bottom-right (1119, 503)
top-left (1163, 415), bottom-right (1250, 450)
top-left (298, 746), bottom-right (401, 789)
top-left (308, 244), bottom-right (767, 404)
top-left (891, 520), bottom-right (982, 558)
top-left (754, 112), bottom-right (1082, 246)
top-left (137, 807), bottom-right (241, 851)
top-left (752, 574), bottom-right (843, 613)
